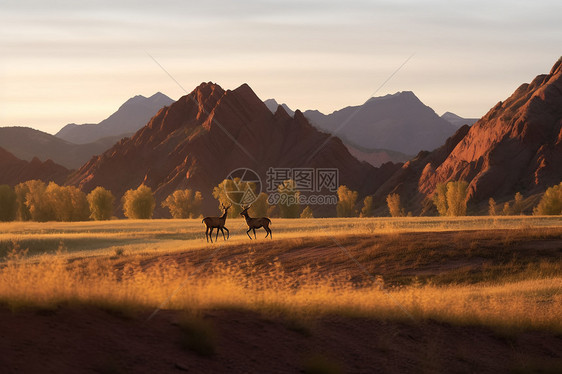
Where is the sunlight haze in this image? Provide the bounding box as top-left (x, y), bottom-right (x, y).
top-left (1, 0), bottom-right (560, 134)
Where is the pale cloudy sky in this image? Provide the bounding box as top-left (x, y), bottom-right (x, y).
top-left (1, 0), bottom-right (560, 134)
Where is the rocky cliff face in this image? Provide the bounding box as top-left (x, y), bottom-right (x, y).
top-left (373, 58), bottom-right (562, 214)
top-left (68, 82), bottom-right (400, 216)
top-left (0, 147), bottom-right (70, 186)
top-left (419, 58), bottom-right (562, 203)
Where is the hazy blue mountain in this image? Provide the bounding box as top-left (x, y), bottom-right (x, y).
top-left (441, 111), bottom-right (479, 127)
top-left (56, 92), bottom-right (174, 144)
top-left (303, 92), bottom-right (457, 155)
top-left (264, 99), bottom-right (295, 117)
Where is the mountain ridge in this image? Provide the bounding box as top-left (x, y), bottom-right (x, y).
top-left (302, 91), bottom-right (457, 155)
top-left (0, 147), bottom-right (70, 186)
top-left (68, 82), bottom-right (400, 217)
top-left (56, 92), bottom-right (174, 144)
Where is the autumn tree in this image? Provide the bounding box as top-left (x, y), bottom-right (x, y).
top-left (87, 187), bottom-right (115, 220)
top-left (15, 180), bottom-right (55, 221)
top-left (386, 193), bottom-right (404, 217)
top-left (250, 192), bottom-right (270, 217)
top-left (45, 183), bottom-right (89, 221)
top-left (488, 197), bottom-right (497, 216)
top-left (0, 185), bottom-right (17, 221)
top-left (360, 196), bottom-right (374, 217)
top-left (122, 185), bottom-right (155, 219)
top-left (162, 189), bottom-right (203, 218)
top-left (512, 192), bottom-right (524, 215)
top-left (336, 185), bottom-right (358, 217)
top-left (533, 182), bottom-right (562, 215)
top-left (502, 202), bottom-right (511, 216)
top-left (433, 183), bottom-right (448, 216)
top-left (14, 182), bottom-right (32, 221)
top-left (433, 180), bottom-right (468, 216)
top-left (277, 179), bottom-right (301, 218)
top-left (212, 178), bottom-right (257, 218)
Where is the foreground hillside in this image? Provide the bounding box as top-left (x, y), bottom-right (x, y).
top-left (0, 217), bottom-right (561, 373)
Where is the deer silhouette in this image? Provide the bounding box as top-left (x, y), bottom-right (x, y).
top-left (240, 205), bottom-right (272, 240)
top-left (202, 204), bottom-right (231, 243)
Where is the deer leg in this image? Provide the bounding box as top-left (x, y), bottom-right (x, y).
top-left (209, 227), bottom-right (214, 243)
top-left (264, 226), bottom-right (270, 239)
top-left (220, 227), bottom-right (226, 241)
top-left (223, 227), bottom-right (229, 240)
top-left (215, 227), bottom-right (219, 242)
top-left (205, 227), bottom-right (210, 242)
top-left (246, 228), bottom-right (253, 240)
top-left (253, 228), bottom-right (257, 239)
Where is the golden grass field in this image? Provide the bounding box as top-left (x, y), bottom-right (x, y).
top-left (1, 216), bottom-right (561, 334)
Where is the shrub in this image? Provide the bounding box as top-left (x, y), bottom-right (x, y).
top-left (122, 185), bottom-right (155, 219)
top-left (502, 202), bottom-right (511, 216)
top-left (533, 182), bottom-right (562, 215)
top-left (336, 185), bottom-right (358, 217)
top-left (300, 206), bottom-right (314, 218)
top-left (87, 187), bottom-right (115, 220)
top-left (386, 193), bottom-right (404, 217)
top-left (0, 185), bottom-right (17, 221)
top-left (162, 189), bottom-right (202, 219)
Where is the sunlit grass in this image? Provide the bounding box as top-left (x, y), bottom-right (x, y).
top-left (0, 216), bottom-right (560, 332)
top-left (0, 249), bottom-right (560, 332)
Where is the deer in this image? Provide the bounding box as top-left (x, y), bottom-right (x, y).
top-left (240, 205), bottom-right (272, 240)
top-left (202, 204), bottom-right (231, 243)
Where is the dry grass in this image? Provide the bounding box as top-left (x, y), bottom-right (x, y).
top-left (0, 216), bottom-right (561, 333)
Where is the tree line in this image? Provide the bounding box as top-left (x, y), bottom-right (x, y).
top-left (0, 179), bottom-right (560, 222)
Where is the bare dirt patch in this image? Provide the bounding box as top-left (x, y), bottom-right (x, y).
top-left (0, 306), bottom-right (561, 374)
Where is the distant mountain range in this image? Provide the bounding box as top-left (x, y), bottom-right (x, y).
top-left (0, 127), bottom-right (119, 169)
top-left (3, 57), bottom-right (560, 218)
top-left (68, 82), bottom-right (400, 217)
top-left (302, 92), bottom-right (457, 156)
top-left (264, 92), bottom-right (467, 166)
top-left (0, 147), bottom-right (69, 186)
top-left (0, 93), bottom-right (174, 170)
top-left (264, 99), bottom-right (295, 117)
top-left (56, 92), bottom-right (174, 144)
top-left (440, 112), bottom-right (479, 128)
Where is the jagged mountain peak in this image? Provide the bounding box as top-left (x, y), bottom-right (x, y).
top-left (68, 82), bottom-right (398, 217)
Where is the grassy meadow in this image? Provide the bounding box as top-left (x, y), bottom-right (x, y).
top-left (1, 216), bottom-right (561, 333)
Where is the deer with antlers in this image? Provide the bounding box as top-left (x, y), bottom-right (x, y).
top-left (240, 205), bottom-right (272, 240)
top-left (202, 204), bottom-right (231, 243)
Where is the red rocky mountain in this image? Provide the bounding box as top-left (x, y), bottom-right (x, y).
top-left (68, 82), bottom-right (400, 216)
top-left (374, 57), bottom-right (562, 214)
top-left (0, 147), bottom-right (70, 186)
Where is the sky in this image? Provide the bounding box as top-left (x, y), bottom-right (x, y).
top-left (1, 0), bottom-right (561, 135)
